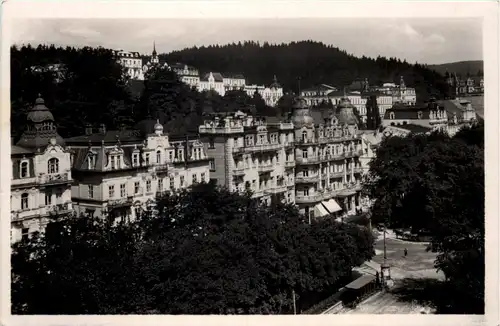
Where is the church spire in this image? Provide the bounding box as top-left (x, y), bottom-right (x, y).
top-left (152, 41), bottom-right (157, 56)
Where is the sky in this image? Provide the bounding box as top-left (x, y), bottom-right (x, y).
top-left (11, 17), bottom-right (483, 65)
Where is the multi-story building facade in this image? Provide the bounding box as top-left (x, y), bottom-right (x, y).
top-left (244, 76), bottom-right (284, 107)
top-left (198, 111), bottom-right (296, 206)
top-left (291, 97), bottom-right (364, 221)
top-left (66, 120), bottom-right (210, 222)
top-left (113, 50), bottom-right (144, 80)
top-left (446, 73), bottom-right (484, 96)
top-left (374, 77), bottom-right (417, 105)
top-left (301, 84), bottom-right (338, 105)
top-left (11, 96), bottom-right (73, 243)
top-left (199, 72), bottom-right (227, 96)
top-left (199, 96), bottom-right (365, 222)
top-left (170, 63), bottom-right (200, 89)
top-left (223, 74), bottom-right (246, 91)
top-left (381, 98), bottom-right (477, 137)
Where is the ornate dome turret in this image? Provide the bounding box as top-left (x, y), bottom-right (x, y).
top-left (336, 97), bottom-right (359, 125)
top-left (270, 75), bottom-right (281, 89)
top-left (17, 94), bottom-right (65, 149)
top-left (27, 95), bottom-right (55, 123)
top-left (154, 119), bottom-right (163, 135)
top-left (291, 96), bottom-right (314, 128)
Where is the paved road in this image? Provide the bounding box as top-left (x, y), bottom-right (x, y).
top-left (329, 229), bottom-right (444, 314)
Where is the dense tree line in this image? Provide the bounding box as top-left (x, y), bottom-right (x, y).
top-left (11, 182), bottom-right (375, 314)
top-left (11, 44), bottom-right (134, 140)
top-left (161, 41), bottom-right (451, 101)
top-left (364, 124), bottom-right (484, 313)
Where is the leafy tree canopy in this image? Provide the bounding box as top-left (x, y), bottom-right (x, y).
top-left (12, 182), bottom-right (375, 314)
top-left (364, 124), bottom-right (484, 313)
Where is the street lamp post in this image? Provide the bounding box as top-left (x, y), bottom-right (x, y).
top-left (380, 223), bottom-right (392, 288)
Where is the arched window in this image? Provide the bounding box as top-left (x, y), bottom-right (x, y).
top-left (21, 193), bottom-right (29, 209)
top-left (48, 158), bottom-right (59, 174)
top-left (390, 112), bottom-right (395, 120)
top-left (302, 131), bottom-right (307, 142)
top-left (156, 150), bottom-right (161, 164)
top-left (20, 161), bottom-right (29, 178)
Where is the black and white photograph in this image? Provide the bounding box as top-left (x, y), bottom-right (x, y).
top-left (1, 1), bottom-right (498, 324)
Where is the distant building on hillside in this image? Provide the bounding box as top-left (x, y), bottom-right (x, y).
top-left (113, 49), bottom-right (144, 80)
top-left (199, 72), bottom-right (226, 96)
top-left (372, 76), bottom-right (417, 105)
top-left (141, 42), bottom-right (169, 77)
top-left (170, 63), bottom-right (200, 89)
top-left (244, 75), bottom-right (284, 107)
top-left (381, 97), bottom-right (477, 137)
top-left (446, 72), bottom-right (484, 97)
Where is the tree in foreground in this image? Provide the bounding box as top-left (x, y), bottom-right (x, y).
top-left (12, 182), bottom-right (374, 314)
top-left (364, 124), bottom-right (484, 313)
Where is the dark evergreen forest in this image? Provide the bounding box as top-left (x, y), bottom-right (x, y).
top-left (161, 41), bottom-right (451, 99)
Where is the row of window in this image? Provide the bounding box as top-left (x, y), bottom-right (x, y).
top-left (16, 158), bottom-right (60, 179)
top-left (87, 148), bottom-right (205, 170)
top-left (18, 189), bottom-right (64, 210)
top-left (102, 173), bottom-right (208, 199)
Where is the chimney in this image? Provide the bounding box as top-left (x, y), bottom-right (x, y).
top-left (99, 124), bottom-right (106, 134)
top-left (85, 124), bottom-right (93, 135)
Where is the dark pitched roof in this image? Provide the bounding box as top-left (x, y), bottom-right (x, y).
top-left (383, 104), bottom-right (430, 120)
top-left (65, 129), bottom-right (144, 145)
top-left (396, 124), bottom-right (431, 133)
top-left (201, 72), bottom-right (224, 82)
top-left (11, 145), bottom-right (35, 155)
top-left (222, 73), bottom-right (245, 79)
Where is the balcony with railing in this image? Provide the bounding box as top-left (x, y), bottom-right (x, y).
top-left (295, 193), bottom-right (323, 204)
top-left (199, 123), bottom-right (244, 134)
top-left (38, 171), bottom-right (71, 186)
top-left (244, 142), bottom-right (282, 153)
top-left (295, 156), bottom-right (322, 165)
top-left (283, 141), bottom-right (295, 148)
top-left (257, 163), bottom-right (274, 173)
top-left (295, 174), bottom-right (320, 184)
top-left (154, 163), bottom-right (171, 173)
top-left (233, 166), bottom-right (246, 176)
top-left (108, 196), bottom-right (134, 208)
top-left (343, 149), bottom-right (364, 158)
top-left (279, 122), bottom-right (294, 130)
top-left (264, 184), bottom-right (288, 195)
top-left (284, 160), bottom-right (295, 168)
top-left (45, 202), bottom-right (72, 215)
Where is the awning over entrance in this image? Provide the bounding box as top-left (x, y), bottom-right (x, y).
top-left (314, 203), bottom-right (330, 217)
top-left (322, 199), bottom-right (342, 213)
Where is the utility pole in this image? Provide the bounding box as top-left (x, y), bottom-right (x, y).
top-left (292, 289), bottom-right (297, 315)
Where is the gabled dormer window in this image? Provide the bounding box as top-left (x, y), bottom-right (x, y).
top-left (145, 153), bottom-right (150, 165)
top-left (417, 111), bottom-right (423, 119)
top-left (156, 150), bottom-right (161, 164)
top-left (87, 154), bottom-right (96, 170)
top-left (132, 153), bottom-right (139, 167)
top-left (389, 112), bottom-right (395, 120)
top-left (20, 161), bottom-right (29, 178)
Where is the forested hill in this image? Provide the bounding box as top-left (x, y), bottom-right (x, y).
top-left (427, 60), bottom-right (483, 77)
top-left (161, 41), bottom-right (450, 101)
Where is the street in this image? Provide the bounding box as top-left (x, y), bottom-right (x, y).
top-left (332, 229), bottom-right (445, 314)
